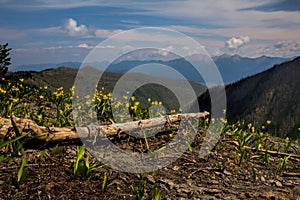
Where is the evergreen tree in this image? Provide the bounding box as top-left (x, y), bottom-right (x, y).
top-left (0, 43), bottom-right (12, 77)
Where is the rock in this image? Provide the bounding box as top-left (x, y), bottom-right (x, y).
top-left (275, 181), bottom-right (282, 187)
top-left (176, 188), bottom-right (190, 194)
top-left (172, 165), bottom-right (180, 171)
top-left (159, 179), bottom-right (176, 189)
top-left (223, 170), bottom-right (232, 176)
top-left (145, 175), bottom-right (155, 184)
top-left (260, 176), bottom-right (266, 182)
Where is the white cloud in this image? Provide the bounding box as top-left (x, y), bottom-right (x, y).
top-left (76, 43), bottom-right (115, 49)
top-left (225, 36), bottom-right (250, 50)
top-left (264, 41), bottom-right (300, 57)
top-left (63, 18), bottom-right (91, 37)
top-left (77, 43), bottom-right (90, 48)
top-left (95, 29), bottom-right (123, 38)
top-left (62, 18), bottom-right (122, 38)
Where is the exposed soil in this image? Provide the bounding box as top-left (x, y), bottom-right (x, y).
top-left (1, 129), bottom-right (300, 200)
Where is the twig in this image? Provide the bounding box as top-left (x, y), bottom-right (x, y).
top-left (226, 140), bottom-right (300, 158)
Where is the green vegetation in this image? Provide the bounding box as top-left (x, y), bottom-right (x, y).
top-left (0, 43), bottom-right (11, 78)
top-left (276, 155), bottom-right (291, 175)
top-left (17, 157), bottom-right (27, 186)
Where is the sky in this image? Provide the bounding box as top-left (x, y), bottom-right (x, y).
top-left (1, 0), bottom-right (300, 66)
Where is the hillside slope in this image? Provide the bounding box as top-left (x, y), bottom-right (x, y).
top-left (226, 56), bottom-right (300, 138)
top-left (190, 56), bottom-right (300, 138)
top-left (7, 66), bottom-right (207, 111)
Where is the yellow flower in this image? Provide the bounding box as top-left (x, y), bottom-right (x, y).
top-left (211, 118), bottom-right (215, 123)
top-left (134, 101), bottom-right (140, 106)
top-left (123, 95), bottom-right (128, 99)
top-left (220, 118), bottom-right (227, 124)
top-left (65, 103), bottom-right (70, 109)
top-left (159, 101), bottom-right (162, 105)
top-left (38, 114), bottom-right (43, 120)
top-left (170, 109), bottom-right (176, 114)
top-left (131, 96), bottom-right (135, 101)
top-left (285, 137), bottom-right (289, 142)
top-left (298, 128), bottom-right (300, 131)
top-left (86, 100), bottom-right (91, 106)
top-left (259, 132), bottom-right (264, 137)
top-left (12, 86), bottom-right (19, 91)
top-left (19, 78), bottom-right (24, 82)
top-left (251, 126), bottom-right (255, 133)
top-left (266, 120), bottom-right (271, 125)
top-left (85, 95), bottom-right (91, 99)
top-left (0, 87), bottom-right (6, 94)
top-left (44, 86), bottom-right (48, 90)
top-left (205, 118), bottom-right (209, 123)
top-left (114, 101), bottom-right (122, 108)
top-left (12, 98), bottom-right (19, 103)
top-left (25, 113), bottom-right (30, 119)
top-left (247, 123), bottom-right (252, 129)
top-left (261, 125), bottom-right (265, 129)
top-left (39, 95), bottom-right (44, 99)
top-left (57, 86), bottom-right (63, 91)
top-left (147, 98), bottom-right (151, 102)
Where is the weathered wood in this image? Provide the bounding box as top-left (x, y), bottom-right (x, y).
top-left (0, 112), bottom-right (209, 142)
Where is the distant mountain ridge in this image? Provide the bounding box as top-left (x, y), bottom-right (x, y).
top-left (10, 54), bottom-right (290, 84)
top-left (10, 62), bottom-right (82, 72)
top-left (212, 54), bottom-right (289, 83)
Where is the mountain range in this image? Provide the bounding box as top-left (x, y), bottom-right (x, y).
top-left (10, 54), bottom-right (289, 84)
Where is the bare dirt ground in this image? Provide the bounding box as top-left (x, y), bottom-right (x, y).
top-left (1, 129), bottom-right (300, 200)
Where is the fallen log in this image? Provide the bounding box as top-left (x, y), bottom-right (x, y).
top-left (0, 112), bottom-right (209, 142)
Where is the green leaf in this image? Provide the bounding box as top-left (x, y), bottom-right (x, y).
top-left (40, 149), bottom-right (47, 160)
top-left (11, 117), bottom-right (21, 137)
top-left (51, 143), bottom-right (59, 156)
top-left (17, 157), bottom-right (27, 184)
top-left (102, 173), bottom-right (107, 191)
top-left (250, 155), bottom-right (261, 160)
top-left (74, 145), bottom-right (85, 175)
top-left (0, 132), bottom-right (29, 149)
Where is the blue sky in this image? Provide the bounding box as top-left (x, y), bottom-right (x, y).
top-left (1, 0), bottom-right (300, 66)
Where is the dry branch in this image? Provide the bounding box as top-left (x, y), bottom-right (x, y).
top-left (227, 140), bottom-right (300, 159)
top-left (0, 112), bottom-right (209, 142)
